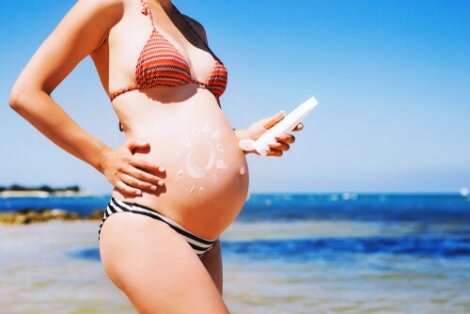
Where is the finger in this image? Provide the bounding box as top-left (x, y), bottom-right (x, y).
top-left (275, 134), bottom-right (295, 144)
top-left (262, 110), bottom-right (286, 129)
top-left (123, 164), bottom-right (163, 186)
top-left (268, 142), bottom-right (290, 151)
top-left (115, 180), bottom-right (142, 197)
top-left (126, 139), bottom-right (150, 154)
top-left (293, 122), bottom-right (304, 131)
top-left (266, 148), bottom-right (284, 157)
top-left (121, 173), bottom-right (160, 192)
top-left (129, 157), bottom-right (164, 174)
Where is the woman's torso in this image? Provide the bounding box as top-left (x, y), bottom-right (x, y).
top-left (90, 0), bottom-right (249, 239)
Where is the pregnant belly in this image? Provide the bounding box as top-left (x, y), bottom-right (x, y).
top-left (111, 92), bottom-right (249, 238)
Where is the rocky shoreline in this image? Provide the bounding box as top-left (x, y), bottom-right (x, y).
top-left (0, 208), bottom-right (104, 224)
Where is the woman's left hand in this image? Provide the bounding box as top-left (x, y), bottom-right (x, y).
top-left (235, 110), bottom-right (304, 157)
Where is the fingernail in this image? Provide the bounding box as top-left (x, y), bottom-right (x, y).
top-left (151, 185), bottom-right (157, 191)
top-left (157, 180), bottom-right (164, 186)
top-left (159, 166), bottom-right (165, 172)
top-left (136, 190), bottom-right (142, 195)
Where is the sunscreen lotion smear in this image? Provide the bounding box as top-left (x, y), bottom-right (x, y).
top-left (238, 96), bottom-right (319, 155)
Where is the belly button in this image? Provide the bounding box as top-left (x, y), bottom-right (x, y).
top-left (239, 166), bottom-right (246, 176)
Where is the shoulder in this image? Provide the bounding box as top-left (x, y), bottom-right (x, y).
top-left (182, 14), bottom-right (208, 44)
top-left (72, 0), bottom-right (125, 21)
top-left (60, 0), bottom-right (126, 49)
top-left (79, 0), bottom-right (124, 8)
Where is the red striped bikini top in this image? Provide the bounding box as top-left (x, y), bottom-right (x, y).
top-left (109, 0), bottom-right (228, 102)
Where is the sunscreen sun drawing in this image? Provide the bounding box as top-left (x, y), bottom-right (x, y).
top-left (173, 122), bottom-right (228, 196)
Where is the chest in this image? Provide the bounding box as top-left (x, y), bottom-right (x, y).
top-left (94, 7), bottom-right (218, 91)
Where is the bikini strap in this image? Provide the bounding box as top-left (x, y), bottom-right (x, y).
top-left (141, 1), bottom-right (219, 62)
top-left (140, 0), bottom-right (148, 15)
top-left (140, 0), bottom-right (156, 30)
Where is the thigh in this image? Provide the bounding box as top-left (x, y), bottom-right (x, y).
top-left (99, 212), bottom-right (229, 314)
top-left (200, 239), bottom-right (223, 294)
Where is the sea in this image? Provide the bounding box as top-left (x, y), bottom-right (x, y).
top-left (1, 193), bottom-right (469, 314)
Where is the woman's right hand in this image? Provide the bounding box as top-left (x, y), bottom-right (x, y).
top-left (99, 140), bottom-right (165, 197)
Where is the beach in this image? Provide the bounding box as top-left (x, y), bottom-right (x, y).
top-left (1, 193), bottom-right (470, 313)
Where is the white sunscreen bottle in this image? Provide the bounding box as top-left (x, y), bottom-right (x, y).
top-left (238, 96), bottom-right (319, 155)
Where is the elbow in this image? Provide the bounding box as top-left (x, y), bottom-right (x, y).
top-left (8, 85), bottom-right (24, 111)
top-left (8, 84), bottom-right (36, 112)
top-left (8, 92), bottom-right (18, 111)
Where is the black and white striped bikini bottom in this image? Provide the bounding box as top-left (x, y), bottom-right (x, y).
top-left (98, 197), bottom-right (219, 258)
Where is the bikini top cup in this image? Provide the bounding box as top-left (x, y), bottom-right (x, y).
top-left (109, 0), bottom-right (228, 102)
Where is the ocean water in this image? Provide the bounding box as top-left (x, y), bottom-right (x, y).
top-left (1, 193), bottom-right (470, 313)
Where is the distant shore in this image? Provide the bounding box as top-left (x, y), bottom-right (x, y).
top-left (0, 207), bottom-right (103, 225)
top-left (0, 185), bottom-right (98, 223)
top-left (0, 184), bottom-right (90, 198)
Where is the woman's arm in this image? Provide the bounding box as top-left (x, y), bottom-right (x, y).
top-left (8, 0), bottom-right (163, 196)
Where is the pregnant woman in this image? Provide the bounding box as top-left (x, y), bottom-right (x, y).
top-left (9, 0), bottom-right (303, 312)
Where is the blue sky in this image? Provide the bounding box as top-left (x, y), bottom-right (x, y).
top-left (1, 0), bottom-right (469, 194)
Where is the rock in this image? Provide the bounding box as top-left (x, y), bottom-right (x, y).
top-left (88, 209), bottom-right (105, 220)
top-left (14, 215), bottom-right (31, 224)
top-left (50, 209), bottom-right (68, 219)
top-left (17, 207), bottom-right (34, 215)
top-left (65, 212), bottom-right (81, 220)
top-left (0, 213), bottom-right (16, 224)
top-left (0, 208), bottom-right (86, 224)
